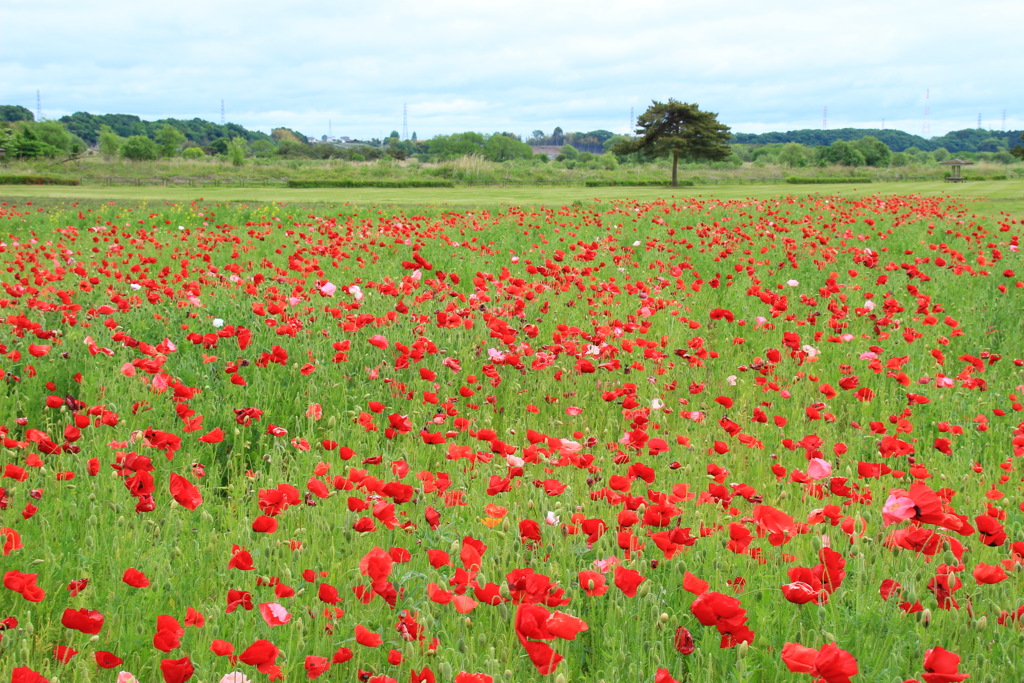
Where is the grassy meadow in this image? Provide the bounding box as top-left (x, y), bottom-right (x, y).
top-left (0, 183), bottom-right (1023, 682)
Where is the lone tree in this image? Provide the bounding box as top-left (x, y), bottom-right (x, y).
top-left (613, 99), bottom-right (732, 186)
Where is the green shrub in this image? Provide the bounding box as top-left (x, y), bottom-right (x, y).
top-left (287, 179), bottom-right (454, 188)
top-left (583, 179), bottom-right (685, 187)
top-left (0, 174), bottom-right (80, 185)
top-left (785, 176), bottom-right (872, 184)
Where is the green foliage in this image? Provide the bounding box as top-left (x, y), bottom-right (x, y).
top-left (98, 125), bottom-right (123, 158)
top-left (0, 104), bottom-right (34, 122)
top-left (7, 126), bottom-right (63, 159)
top-left (426, 132), bottom-right (487, 159)
top-left (777, 142), bottom-right (811, 167)
top-left (182, 146), bottom-right (206, 160)
top-left (852, 136), bottom-right (891, 166)
top-left (613, 99), bottom-right (731, 186)
top-left (156, 124), bottom-right (187, 158)
top-left (732, 126), bottom-right (1024, 154)
top-left (37, 121), bottom-right (86, 154)
top-left (286, 178), bottom-right (454, 188)
top-left (932, 147), bottom-right (951, 162)
top-left (120, 135), bottom-right (160, 161)
top-left (249, 140), bottom-right (275, 158)
top-left (272, 128), bottom-right (307, 144)
top-left (556, 144), bottom-right (579, 162)
top-left (816, 140), bottom-right (866, 167)
top-left (785, 176), bottom-right (872, 184)
top-left (227, 137), bottom-right (248, 166)
top-left (0, 173), bottom-right (79, 185)
top-left (583, 178), bottom-right (683, 187)
top-left (482, 133), bottom-right (534, 162)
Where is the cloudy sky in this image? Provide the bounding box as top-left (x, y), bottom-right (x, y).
top-left (3, 0), bottom-right (1021, 141)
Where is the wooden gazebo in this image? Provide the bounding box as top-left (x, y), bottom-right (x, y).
top-left (940, 158), bottom-right (973, 183)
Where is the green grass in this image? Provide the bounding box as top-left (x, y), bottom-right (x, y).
top-left (2, 178), bottom-right (1023, 215)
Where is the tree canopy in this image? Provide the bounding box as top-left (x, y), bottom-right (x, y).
top-left (613, 99), bottom-right (732, 186)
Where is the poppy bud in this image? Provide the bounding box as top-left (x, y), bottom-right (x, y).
top-left (920, 609), bottom-right (932, 627)
top-left (555, 675), bottom-right (568, 683)
top-left (975, 616), bottom-right (987, 631)
top-left (440, 661), bottom-right (453, 678)
top-left (736, 641), bottom-right (749, 658)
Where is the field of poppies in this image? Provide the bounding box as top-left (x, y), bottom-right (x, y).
top-left (1, 192), bottom-right (1022, 683)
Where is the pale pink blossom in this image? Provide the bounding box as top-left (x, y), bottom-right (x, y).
top-left (219, 674), bottom-right (252, 683)
top-left (807, 458), bottom-right (832, 480)
top-left (882, 494), bottom-right (917, 526)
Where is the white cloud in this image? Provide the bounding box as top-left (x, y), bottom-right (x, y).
top-left (2, 0), bottom-right (1021, 139)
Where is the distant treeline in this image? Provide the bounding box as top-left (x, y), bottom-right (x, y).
top-left (731, 127), bottom-right (1024, 154)
top-left (0, 104), bottom-right (304, 149)
top-left (2, 103), bottom-right (1022, 165)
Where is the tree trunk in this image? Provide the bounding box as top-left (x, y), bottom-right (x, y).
top-left (671, 152), bottom-right (678, 187)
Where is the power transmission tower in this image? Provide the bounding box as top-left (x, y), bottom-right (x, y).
top-left (402, 104), bottom-right (408, 140)
top-left (822, 106), bottom-right (827, 129)
top-left (36, 90), bottom-right (42, 121)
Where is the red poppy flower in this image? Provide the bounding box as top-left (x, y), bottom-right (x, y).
top-left (922, 646), bottom-right (968, 683)
top-left (2, 527), bottom-right (24, 555)
top-left (578, 570), bottom-right (609, 596)
top-left (198, 428), bottom-right (224, 443)
top-left (258, 602), bottom-right (291, 626)
top-left (11, 668), bottom-right (49, 683)
top-left (94, 651), bottom-right (123, 668)
top-left (613, 565), bottom-right (646, 597)
top-left (122, 567), bottom-right (150, 587)
top-left (154, 614), bottom-right (184, 652)
top-left (252, 515), bottom-right (278, 533)
top-left (355, 623), bottom-right (383, 647)
top-left (61, 607), bottom-right (104, 634)
top-left (781, 642), bottom-right (858, 683)
top-left (53, 645), bottom-right (78, 663)
top-left (4, 570), bottom-right (46, 601)
top-left (239, 639), bottom-right (280, 672)
top-left (160, 656), bottom-right (195, 683)
top-left (169, 473), bottom-right (202, 510)
top-left (454, 674), bottom-right (492, 683)
top-left (184, 606), bottom-right (204, 627)
top-left (674, 625), bottom-right (695, 654)
top-left (305, 655), bottom-right (331, 678)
